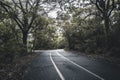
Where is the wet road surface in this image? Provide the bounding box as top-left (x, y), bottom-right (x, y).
top-left (22, 50), bottom-right (120, 80)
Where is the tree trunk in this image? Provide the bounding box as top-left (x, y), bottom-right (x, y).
top-left (104, 15), bottom-right (110, 48)
top-left (67, 36), bottom-right (72, 49)
top-left (104, 17), bottom-right (110, 35)
top-left (22, 31), bottom-right (28, 51)
top-left (32, 30), bottom-right (37, 50)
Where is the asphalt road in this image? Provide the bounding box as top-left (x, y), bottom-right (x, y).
top-left (22, 49), bottom-right (120, 80)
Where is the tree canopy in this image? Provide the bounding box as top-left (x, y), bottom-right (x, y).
top-left (1, 0), bottom-right (120, 63)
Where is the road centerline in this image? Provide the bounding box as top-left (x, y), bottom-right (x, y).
top-left (56, 51), bottom-right (105, 80)
top-left (50, 52), bottom-right (65, 80)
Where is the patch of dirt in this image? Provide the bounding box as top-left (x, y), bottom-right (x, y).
top-left (0, 53), bottom-right (37, 80)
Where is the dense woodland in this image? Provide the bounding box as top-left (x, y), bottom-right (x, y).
top-left (0, 0), bottom-right (120, 63)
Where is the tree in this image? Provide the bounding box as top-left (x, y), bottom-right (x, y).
top-left (90, 0), bottom-right (115, 34)
top-left (34, 18), bottom-right (58, 49)
top-left (0, 0), bottom-right (41, 51)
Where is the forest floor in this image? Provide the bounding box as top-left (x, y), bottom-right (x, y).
top-left (0, 53), bottom-right (37, 80)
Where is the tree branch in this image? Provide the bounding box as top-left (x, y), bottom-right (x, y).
top-left (95, 1), bottom-right (104, 13)
top-left (108, 0), bottom-right (115, 17)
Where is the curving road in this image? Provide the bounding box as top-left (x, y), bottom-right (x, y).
top-left (22, 49), bottom-right (120, 80)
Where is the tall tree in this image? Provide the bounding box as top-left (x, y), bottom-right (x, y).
top-left (0, 0), bottom-right (41, 51)
top-left (89, 0), bottom-right (116, 44)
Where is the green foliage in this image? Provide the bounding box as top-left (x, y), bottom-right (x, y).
top-left (0, 11), bottom-right (27, 63)
top-left (0, 22), bottom-right (25, 63)
top-left (0, 0), bottom-right (120, 62)
top-left (34, 18), bottom-right (58, 50)
top-left (59, 4), bottom-right (120, 57)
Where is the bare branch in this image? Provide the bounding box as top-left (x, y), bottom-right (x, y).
top-left (95, 1), bottom-right (104, 13)
top-left (108, 0), bottom-right (115, 17)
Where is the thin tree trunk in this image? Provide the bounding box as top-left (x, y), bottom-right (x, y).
top-left (104, 15), bottom-right (110, 48)
top-left (105, 17), bottom-right (110, 35)
top-left (22, 31), bottom-right (28, 51)
top-left (32, 30), bottom-right (37, 50)
top-left (67, 36), bottom-right (72, 49)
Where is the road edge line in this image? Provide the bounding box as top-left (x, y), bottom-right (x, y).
top-left (56, 51), bottom-right (105, 80)
top-left (50, 52), bottom-right (65, 80)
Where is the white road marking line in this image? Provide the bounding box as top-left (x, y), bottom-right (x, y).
top-left (56, 52), bottom-right (105, 80)
top-left (50, 53), bottom-right (65, 80)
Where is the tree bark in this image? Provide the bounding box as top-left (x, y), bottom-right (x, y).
top-left (104, 17), bottom-right (110, 34)
top-left (67, 35), bottom-right (72, 49)
top-left (104, 14), bottom-right (110, 48)
top-left (22, 31), bottom-right (28, 49)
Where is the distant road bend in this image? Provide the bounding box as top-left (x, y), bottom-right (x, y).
top-left (22, 49), bottom-right (120, 80)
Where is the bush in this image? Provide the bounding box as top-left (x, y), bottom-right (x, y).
top-left (0, 41), bottom-right (27, 63)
